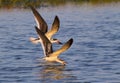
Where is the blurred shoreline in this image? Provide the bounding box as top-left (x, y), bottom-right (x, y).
top-left (0, 0), bottom-right (120, 9)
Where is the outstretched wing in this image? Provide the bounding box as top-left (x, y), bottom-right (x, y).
top-left (35, 26), bottom-right (53, 57)
top-left (30, 6), bottom-right (48, 33)
top-left (49, 38), bottom-right (73, 57)
top-left (45, 16), bottom-right (60, 40)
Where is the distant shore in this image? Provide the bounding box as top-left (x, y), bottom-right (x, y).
top-left (0, 0), bottom-right (120, 9)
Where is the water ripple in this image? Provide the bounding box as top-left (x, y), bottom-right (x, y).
top-left (0, 4), bottom-right (120, 83)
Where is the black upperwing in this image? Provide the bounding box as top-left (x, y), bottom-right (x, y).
top-left (35, 26), bottom-right (53, 57)
top-left (30, 6), bottom-right (48, 33)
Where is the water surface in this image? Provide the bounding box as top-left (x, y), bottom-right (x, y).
top-left (0, 3), bottom-right (120, 83)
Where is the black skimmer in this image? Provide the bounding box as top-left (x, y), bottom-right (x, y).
top-left (35, 26), bottom-right (73, 65)
top-left (29, 6), bottom-right (62, 44)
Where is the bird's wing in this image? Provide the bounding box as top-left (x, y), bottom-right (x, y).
top-left (35, 26), bottom-right (53, 57)
top-left (49, 38), bottom-right (73, 57)
top-left (30, 6), bottom-right (48, 33)
top-left (45, 16), bottom-right (60, 40)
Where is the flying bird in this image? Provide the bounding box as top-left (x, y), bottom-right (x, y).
top-left (29, 6), bottom-right (62, 44)
top-left (35, 26), bottom-right (73, 65)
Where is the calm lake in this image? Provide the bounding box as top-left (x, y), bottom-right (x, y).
top-left (0, 2), bottom-right (120, 83)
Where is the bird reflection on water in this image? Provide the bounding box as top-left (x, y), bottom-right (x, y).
top-left (36, 61), bottom-right (75, 81)
top-left (40, 65), bottom-right (66, 80)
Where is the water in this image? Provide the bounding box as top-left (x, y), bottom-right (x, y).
top-left (0, 3), bottom-right (120, 83)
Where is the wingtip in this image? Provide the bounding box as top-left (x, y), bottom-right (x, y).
top-left (30, 5), bottom-right (36, 12)
top-left (52, 15), bottom-right (60, 28)
top-left (55, 15), bottom-right (59, 22)
top-left (69, 38), bottom-right (73, 45)
top-left (35, 26), bottom-right (38, 31)
top-left (34, 25), bottom-right (38, 29)
top-left (30, 5), bottom-right (39, 15)
top-left (35, 26), bottom-right (41, 35)
top-left (35, 26), bottom-right (44, 34)
top-left (55, 15), bottom-right (58, 19)
top-left (63, 38), bottom-right (73, 49)
top-left (29, 5), bottom-right (34, 10)
top-left (34, 26), bottom-right (45, 39)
